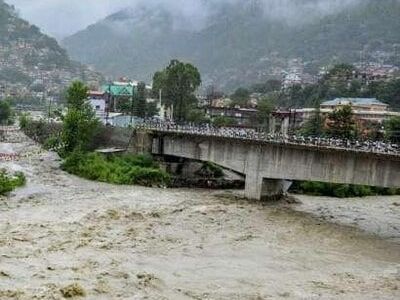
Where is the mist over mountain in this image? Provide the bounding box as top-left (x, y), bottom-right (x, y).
top-left (62, 0), bottom-right (400, 90)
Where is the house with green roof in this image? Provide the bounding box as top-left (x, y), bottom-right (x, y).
top-left (101, 82), bottom-right (136, 112)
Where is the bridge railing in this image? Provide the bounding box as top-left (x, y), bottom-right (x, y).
top-left (134, 121), bottom-right (400, 156)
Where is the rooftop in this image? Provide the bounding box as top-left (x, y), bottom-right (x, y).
top-left (101, 84), bottom-right (134, 96)
top-left (321, 98), bottom-right (388, 107)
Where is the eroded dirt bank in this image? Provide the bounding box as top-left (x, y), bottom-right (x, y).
top-left (0, 129), bottom-right (399, 299)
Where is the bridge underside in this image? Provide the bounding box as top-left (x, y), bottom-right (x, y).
top-left (132, 131), bottom-right (400, 201)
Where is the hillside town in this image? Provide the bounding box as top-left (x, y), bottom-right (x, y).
top-left (0, 39), bottom-right (101, 103)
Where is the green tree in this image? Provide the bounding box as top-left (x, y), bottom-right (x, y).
top-left (286, 84), bottom-right (306, 107)
top-left (0, 100), bottom-right (12, 125)
top-left (385, 117), bottom-right (400, 143)
top-left (151, 71), bottom-right (167, 99)
top-left (61, 81), bottom-right (100, 154)
top-left (187, 108), bottom-right (209, 124)
top-left (231, 88), bottom-right (250, 107)
top-left (152, 60), bottom-right (201, 122)
top-left (145, 101), bottom-right (159, 118)
top-left (300, 108), bottom-right (325, 137)
top-left (212, 116), bottom-right (237, 127)
top-left (371, 79), bottom-right (400, 111)
top-left (134, 81), bottom-right (147, 118)
top-left (251, 79), bottom-right (282, 94)
top-left (257, 96), bottom-right (274, 129)
top-left (66, 81), bottom-right (88, 110)
top-left (326, 105), bottom-right (357, 139)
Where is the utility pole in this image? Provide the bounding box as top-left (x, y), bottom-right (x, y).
top-left (130, 82), bottom-right (134, 126)
top-left (47, 97), bottom-right (52, 123)
top-left (106, 83), bottom-right (111, 126)
top-left (159, 89), bottom-right (163, 120)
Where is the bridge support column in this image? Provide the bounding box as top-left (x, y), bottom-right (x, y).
top-left (245, 175), bottom-right (292, 201)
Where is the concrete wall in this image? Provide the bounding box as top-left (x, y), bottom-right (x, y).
top-left (151, 134), bottom-right (400, 199)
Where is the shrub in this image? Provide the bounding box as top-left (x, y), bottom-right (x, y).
top-left (61, 152), bottom-right (170, 187)
top-left (18, 113), bottom-right (30, 130)
top-left (0, 170), bottom-right (26, 195)
top-left (43, 135), bottom-right (63, 151)
top-left (195, 162), bottom-right (224, 178)
top-left (290, 180), bottom-right (400, 198)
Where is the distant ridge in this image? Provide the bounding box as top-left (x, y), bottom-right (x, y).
top-left (62, 0), bottom-right (400, 90)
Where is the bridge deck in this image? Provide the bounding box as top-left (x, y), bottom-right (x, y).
top-left (149, 129), bottom-right (400, 159)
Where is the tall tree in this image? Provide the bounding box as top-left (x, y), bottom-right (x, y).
top-left (61, 81), bottom-right (99, 154)
top-left (231, 88), bottom-right (250, 107)
top-left (66, 81), bottom-right (88, 110)
top-left (257, 96), bottom-right (275, 129)
top-left (134, 81), bottom-right (147, 119)
top-left (0, 100), bottom-right (12, 125)
top-left (300, 108), bottom-right (325, 137)
top-left (152, 60), bottom-right (201, 122)
top-left (385, 117), bottom-right (400, 144)
top-left (326, 105), bottom-right (357, 139)
top-left (145, 101), bottom-right (159, 118)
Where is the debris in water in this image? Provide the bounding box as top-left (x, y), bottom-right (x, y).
top-left (60, 283), bottom-right (86, 298)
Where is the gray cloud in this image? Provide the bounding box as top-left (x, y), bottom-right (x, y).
top-left (5, 0), bottom-right (364, 39)
top-left (5, 0), bottom-right (133, 38)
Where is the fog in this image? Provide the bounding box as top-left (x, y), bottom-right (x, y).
top-left (5, 0), bottom-right (364, 38)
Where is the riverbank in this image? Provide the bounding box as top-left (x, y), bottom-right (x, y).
top-left (0, 129), bottom-right (399, 299)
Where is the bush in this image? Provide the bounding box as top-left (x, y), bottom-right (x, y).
top-left (61, 152), bottom-right (170, 187)
top-left (0, 170), bottom-right (26, 195)
top-left (43, 135), bottom-right (62, 151)
top-left (212, 116), bottom-right (237, 127)
top-left (195, 162), bottom-right (224, 178)
top-left (18, 113), bottom-right (30, 130)
top-left (290, 180), bottom-right (400, 198)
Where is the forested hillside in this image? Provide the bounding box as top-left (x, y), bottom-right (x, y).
top-left (62, 0), bottom-right (400, 90)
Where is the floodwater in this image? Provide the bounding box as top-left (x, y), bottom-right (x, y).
top-left (0, 129), bottom-right (399, 299)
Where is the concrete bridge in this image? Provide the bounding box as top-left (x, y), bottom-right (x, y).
top-left (132, 129), bottom-right (400, 200)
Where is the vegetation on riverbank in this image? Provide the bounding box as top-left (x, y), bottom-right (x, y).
top-left (290, 181), bottom-right (400, 198)
top-left (0, 170), bottom-right (26, 195)
top-left (0, 100), bottom-right (14, 125)
top-left (61, 152), bottom-right (170, 187)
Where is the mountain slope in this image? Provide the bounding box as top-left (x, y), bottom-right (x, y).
top-left (0, 0), bottom-right (101, 97)
top-left (62, 0), bottom-right (400, 90)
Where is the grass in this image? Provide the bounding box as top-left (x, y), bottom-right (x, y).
top-left (0, 170), bottom-right (26, 195)
top-left (61, 152), bottom-right (170, 187)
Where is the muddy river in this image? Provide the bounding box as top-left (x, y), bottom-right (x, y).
top-left (0, 129), bottom-right (399, 299)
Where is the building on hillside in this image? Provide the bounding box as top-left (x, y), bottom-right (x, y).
top-left (269, 98), bottom-right (400, 137)
top-left (89, 80), bottom-right (171, 125)
top-left (210, 97), bottom-right (233, 108)
top-left (206, 106), bottom-right (258, 126)
top-left (320, 98), bottom-right (389, 112)
top-left (353, 63), bottom-right (400, 84)
top-left (101, 82), bottom-right (135, 113)
top-left (283, 73), bottom-right (302, 89)
top-left (88, 91), bottom-right (107, 122)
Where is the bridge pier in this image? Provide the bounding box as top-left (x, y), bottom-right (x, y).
top-left (245, 175), bottom-right (292, 201)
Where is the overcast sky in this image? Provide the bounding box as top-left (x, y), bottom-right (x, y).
top-left (6, 0), bottom-right (133, 38)
top-left (5, 0), bottom-right (364, 39)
